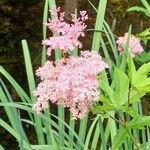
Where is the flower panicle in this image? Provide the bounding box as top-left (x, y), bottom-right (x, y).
top-left (43, 7), bottom-right (88, 56)
top-left (33, 51), bottom-right (108, 119)
top-left (117, 33), bottom-right (144, 57)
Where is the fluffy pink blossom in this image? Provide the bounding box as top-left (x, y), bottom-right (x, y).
top-left (117, 33), bottom-right (144, 57)
top-left (43, 7), bottom-right (88, 56)
top-left (33, 51), bottom-right (108, 119)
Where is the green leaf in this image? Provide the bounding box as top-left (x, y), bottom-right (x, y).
top-left (128, 60), bottom-right (150, 103)
top-left (135, 51), bottom-right (150, 63)
top-left (22, 40), bottom-right (36, 103)
top-left (92, 102), bottom-right (116, 114)
top-left (134, 77), bottom-right (150, 88)
top-left (129, 88), bottom-right (145, 103)
top-left (112, 128), bottom-right (128, 150)
top-left (138, 28), bottom-right (150, 45)
top-left (128, 116), bottom-right (150, 129)
top-left (136, 62), bottom-right (150, 77)
top-left (111, 68), bottom-right (129, 105)
top-left (127, 0), bottom-right (150, 17)
top-left (22, 40), bottom-right (45, 144)
top-left (91, 0), bottom-right (107, 51)
top-left (31, 145), bottom-right (75, 150)
top-left (132, 62), bottom-right (150, 92)
top-left (41, 0), bottom-right (49, 64)
top-left (128, 56), bottom-right (136, 83)
top-left (138, 28), bottom-right (150, 37)
top-left (0, 118), bottom-right (31, 150)
top-left (141, 0), bottom-right (150, 15)
top-left (128, 58), bottom-right (150, 102)
top-left (123, 106), bottom-right (140, 118)
top-left (127, 6), bottom-right (147, 14)
top-left (83, 115), bottom-right (100, 150)
top-left (0, 145), bottom-right (4, 150)
top-left (100, 80), bottom-right (114, 102)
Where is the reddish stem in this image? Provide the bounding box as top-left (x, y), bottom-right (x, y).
top-left (62, 51), bottom-right (67, 64)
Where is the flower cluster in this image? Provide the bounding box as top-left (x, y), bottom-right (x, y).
top-left (33, 51), bottom-right (108, 119)
top-left (33, 7), bottom-right (108, 119)
top-left (117, 33), bottom-right (144, 57)
top-left (42, 7), bottom-right (88, 56)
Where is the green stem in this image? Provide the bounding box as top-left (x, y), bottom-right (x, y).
top-left (115, 112), bottom-right (141, 150)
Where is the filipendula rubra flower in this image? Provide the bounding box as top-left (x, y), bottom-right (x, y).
top-left (33, 8), bottom-right (108, 119)
top-left (33, 51), bottom-right (109, 119)
top-left (117, 33), bottom-right (144, 57)
top-left (42, 7), bottom-right (88, 56)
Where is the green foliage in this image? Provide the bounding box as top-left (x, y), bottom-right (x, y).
top-left (95, 67), bottom-right (129, 113)
top-left (112, 128), bottom-right (128, 150)
top-left (129, 58), bottom-right (150, 92)
top-left (135, 51), bottom-right (150, 64)
top-left (127, 56), bottom-right (150, 104)
top-left (128, 116), bottom-right (150, 129)
top-left (0, 0), bottom-right (108, 149)
top-left (112, 116), bottom-right (150, 149)
top-left (138, 28), bottom-right (150, 45)
top-left (0, 0), bottom-right (150, 150)
top-left (127, 0), bottom-right (150, 17)
top-left (111, 68), bottom-right (129, 105)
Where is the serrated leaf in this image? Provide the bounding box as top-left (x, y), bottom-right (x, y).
top-left (92, 105), bottom-right (102, 114)
top-left (134, 77), bottom-right (150, 88)
top-left (138, 28), bottom-right (150, 37)
top-left (128, 56), bottom-right (136, 82)
top-left (123, 107), bottom-right (140, 118)
top-left (92, 99), bottom-right (116, 114)
top-left (136, 62), bottom-right (150, 77)
top-left (100, 80), bottom-right (114, 103)
top-left (128, 116), bottom-right (150, 129)
top-left (128, 59), bottom-right (150, 103)
top-left (130, 62), bottom-right (150, 93)
top-left (138, 28), bottom-right (150, 45)
top-left (112, 128), bottom-right (128, 150)
top-left (130, 88), bottom-right (145, 103)
top-left (135, 51), bottom-right (150, 63)
top-left (111, 68), bottom-right (129, 105)
top-left (137, 84), bottom-right (150, 92)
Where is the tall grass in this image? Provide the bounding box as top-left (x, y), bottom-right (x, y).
top-left (0, 0), bottom-right (150, 150)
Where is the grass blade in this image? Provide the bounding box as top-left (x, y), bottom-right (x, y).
top-left (84, 115), bottom-right (100, 150)
top-left (22, 39), bottom-right (45, 144)
top-left (100, 123), bottom-right (110, 150)
top-left (0, 66), bottom-right (30, 103)
top-left (21, 40), bottom-right (36, 102)
top-left (103, 21), bottom-right (120, 65)
top-left (0, 102), bottom-right (85, 149)
top-left (99, 117), bottom-right (107, 150)
top-left (91, 122), bottom-right (100, 150)
top-left (0, 145), bottom-right (4, 150)
top-left (91, 0), bottom-right (107, 51)
top-left (0, 79), bottom-right (30, 143)
top-left (41, 0), bottom-right (49, 65)
top-left (77, 116), bottom-right (88, 149)
top-left (0, 118), bottom-right (31, 150)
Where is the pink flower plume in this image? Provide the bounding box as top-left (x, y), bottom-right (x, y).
top-left (43, 7), bottom-right (88, 56)
top-left (33, 51), bottom-right (108, 119)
